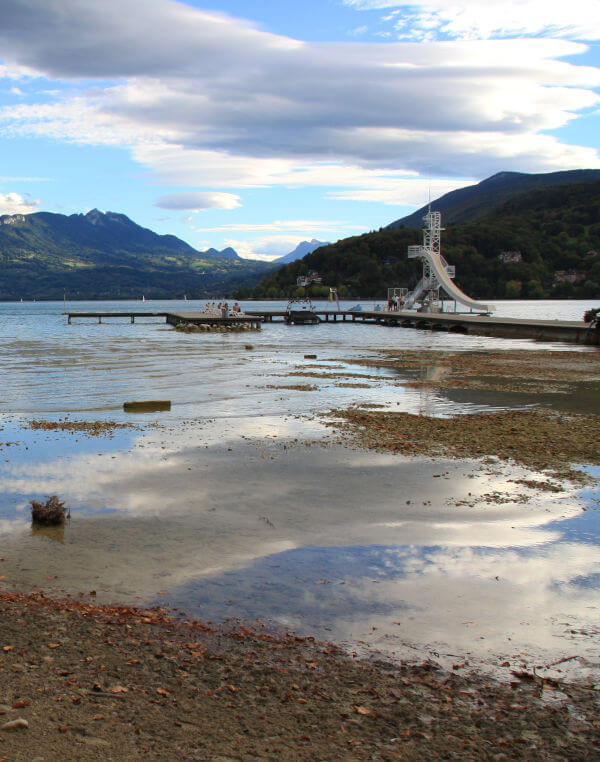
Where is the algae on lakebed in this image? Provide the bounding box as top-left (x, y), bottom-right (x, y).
top-left (327, 407), bottom-right (600, 480)
top-left (352, 348), bottom-right (600, 396)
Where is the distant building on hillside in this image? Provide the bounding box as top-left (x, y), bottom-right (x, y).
top-left (296, 271), bottom-right (323, 287)
top-left (498, 251), bottom-right (522, 263)
top-left (553, 270), bottom-right (585, 285)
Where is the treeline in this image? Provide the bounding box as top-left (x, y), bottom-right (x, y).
top-left (0, 260), bottom-right (273, 301)
top-left (244, 180), bottom-right (600, 300)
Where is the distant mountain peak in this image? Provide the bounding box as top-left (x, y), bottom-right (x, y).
top-left (84, 209), bottom-right (134, 228)
top-left (388, 168), bottom-right (600, 229)
top-left (484, 171), bottom-right (524, 183)
top-left (85, 208), bottom-right (104, 225)
top-left (218, 246), bottom-right (239, 260)
top-left (200, 245), bottom-right (240, 260)
top-left (276, 239), bottom-right (329, 264)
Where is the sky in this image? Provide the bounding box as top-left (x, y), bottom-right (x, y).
top-left (0, 0), bottom-right (599, 260)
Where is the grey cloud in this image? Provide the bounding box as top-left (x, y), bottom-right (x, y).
top-left (0, 0), bottom-right (598, 180)
top-left (0, 0), bottom-right (289, 79)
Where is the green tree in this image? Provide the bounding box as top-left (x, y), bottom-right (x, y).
top-left (505, 280), bottom-right (522, 298)
top-left (525, 279), bottom-right (545, 298)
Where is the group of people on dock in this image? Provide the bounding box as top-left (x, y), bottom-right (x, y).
top-left (386, 294), bottom-right (406, 311)
top-left (202, 301), bottom-right (243, 318)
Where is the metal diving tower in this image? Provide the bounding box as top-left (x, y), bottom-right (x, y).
top-left (404, 211), bottom-right (493, 313)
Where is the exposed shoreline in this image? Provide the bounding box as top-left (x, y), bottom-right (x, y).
top-left (1, 590), bottom-right (599, 761)
top-left (1, 345), bottom-right (600, 758)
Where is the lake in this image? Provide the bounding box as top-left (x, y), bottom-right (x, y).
top-left (0, 298), bottom-right (598, 681)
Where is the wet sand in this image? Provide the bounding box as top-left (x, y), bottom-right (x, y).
top-left (2, 591), bottom-right (599, 761)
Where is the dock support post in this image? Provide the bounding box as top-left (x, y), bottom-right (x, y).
top-left (68, 315), bottom-right (71, 325)
top-left (131, 315), bottom-right (135, 324)
top-left (98, 316), bottom-right (102, 324)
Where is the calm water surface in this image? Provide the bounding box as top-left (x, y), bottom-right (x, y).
top-left (0, 298), bottom-right (598, 680)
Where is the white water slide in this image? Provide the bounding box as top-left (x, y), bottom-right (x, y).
top-left (421, 247), bottom-right (493, 312)
top-left (405, 211), bottom-right (494, 313)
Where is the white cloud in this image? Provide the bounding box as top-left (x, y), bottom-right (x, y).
top-left (155, 191), bottom-right (241, 211)
top-left (0, 63), bottom-right (37, 79)
top-left (344, 0), bottom-right (600, 41)
top-left (193, 219), bottom-right (353, 234)
top-left (190, 219), bottom-right (356, 259)
top-left (0, 0), bottom-right (597, 200)
top-left (223, 235), bottom-right (321, 261)
top-left (0, 192), bottom-right (39, 215)
top-left (328, 176), bottom-right (473, 204)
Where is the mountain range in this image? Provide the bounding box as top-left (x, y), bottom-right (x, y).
top-left (0, 209), bottom-right (275, 300)
top-left (3, 169), bottom-right (600, 301)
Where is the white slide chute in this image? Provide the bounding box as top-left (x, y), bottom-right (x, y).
top-left (405, 211), bottom-right (493, 313)
top-left (420, 247), bottom-right (493, 312)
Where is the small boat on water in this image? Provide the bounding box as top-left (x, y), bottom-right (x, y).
top-left (284, 297), bottom-right (320, 325)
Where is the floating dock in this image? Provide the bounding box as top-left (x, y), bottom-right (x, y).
top-left (65, 309), bottom-right (599, 345)
top-left (165, 312), bottom-right (262, 329)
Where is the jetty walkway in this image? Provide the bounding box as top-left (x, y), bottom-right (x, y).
top-left (352, 309), bottom-right (599, 345)
top-left (66, 309), bottom-right (599, 345)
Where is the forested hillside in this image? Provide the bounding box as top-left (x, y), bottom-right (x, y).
top-left (0, 209), bottom-right (273, 299)
top-left (249, 180), bottom-right (600, 300)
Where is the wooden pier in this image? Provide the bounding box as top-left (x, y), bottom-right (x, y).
top-left (244, 309), bottom-right (351, 322)
top-left (67, 311), bottom-right (168, 324)
top-left (66, 309), bottom-right (599, 345)
top-left (352, 310), bottom-right (599, 345)
top-left (66, 311), bottom-right (262, 329)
